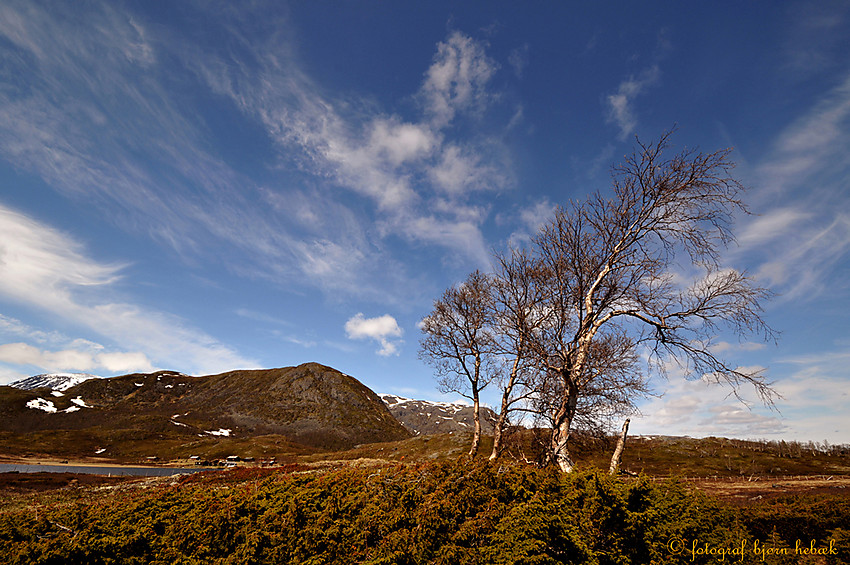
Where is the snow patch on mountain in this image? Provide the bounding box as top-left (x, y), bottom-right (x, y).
top-left (26, 398), bottom-right (58, 413)
top-left (26, 397), bottom-right (85, 414)
top-left (380, 394), bottom-right (472, 413)
top-left (379, 394), bottom-right (496, 436)
top-left (10, 373), bottom-right (100, 391)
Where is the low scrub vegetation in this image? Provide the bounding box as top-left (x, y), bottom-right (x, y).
top-left (2, 460), bottom-right (848, 564)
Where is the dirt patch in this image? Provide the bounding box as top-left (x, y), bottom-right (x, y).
top-left (690, 476), bottom-right (850, 504)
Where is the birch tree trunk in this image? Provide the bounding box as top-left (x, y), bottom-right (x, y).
top-left (469, 388), bottom-right (481, 457)
top-left (489, 390), bottom-right (509, 461)
top-left (551, 418), bottom-right (575, 473)
top-left (550, 377), bottom-right (579, 472)
top-left (489, 355), bottom-right (522, 461)
top-left (608, 419), bottom-right (630, 475)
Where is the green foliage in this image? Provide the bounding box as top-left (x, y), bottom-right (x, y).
top-left (1, 461), bottom-right (847, 564)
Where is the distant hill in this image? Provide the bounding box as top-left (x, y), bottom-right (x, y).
top-left (9, 373), bottom-right (100, 392)
top-left (1, 363), bottom-right (410, 453)
top-left (380, 394), bottom-right (498, 436)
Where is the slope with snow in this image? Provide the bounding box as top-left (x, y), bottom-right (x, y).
top-left (380, 394), bottom-right (497, 436)
top-left (9, 373), bottom-right (100, 391)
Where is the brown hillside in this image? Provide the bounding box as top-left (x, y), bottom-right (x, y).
top-left (0, 362), bottom-right (410, 455)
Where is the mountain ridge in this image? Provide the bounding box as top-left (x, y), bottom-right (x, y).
top-left (2, 364), bottom-right (511, 462)
top-left (2, 363), bottom-right (410, 453)
top-left (380, 393), bottom-right (498, 436)
top-left (10, 373), bottom-right (101, 392)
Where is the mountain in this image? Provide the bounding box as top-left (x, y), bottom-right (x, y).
top-left (380, 394), bottom-right (498, 436)
top-left (1, 363), bottom-right (410, 454)
top-left (10, 373), bottom-right (100, 392)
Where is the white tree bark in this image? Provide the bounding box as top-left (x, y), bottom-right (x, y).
top-left (469, 387), bottom-right (481, 457)
top-left (608, 419), bottom-right (630, 475)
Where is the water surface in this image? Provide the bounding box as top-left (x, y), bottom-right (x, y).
top-left (0, 463), bottom-right (205, 476)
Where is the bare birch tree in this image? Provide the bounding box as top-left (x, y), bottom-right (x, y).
top-left (514, 132), bottom-right (777, 472)
top-left (487, 248), bottom-right (544, 461)
top-left (419, 270), bottom-right (495, 457)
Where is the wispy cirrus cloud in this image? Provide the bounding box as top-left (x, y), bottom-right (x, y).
top-left (605, 65), bottom-right (661, 140)
top-left (782, 1), bottom-right (850, 78)
top-left (0, 203), bottom-right (254, 375)
top-left (739, 73), bottom-right (850, 301)
top-left (185, 19), bottom-right (511, 267)
top-left (0, 2), bottom-right (515, 303)
top-left (755, 73), bottom-right (850, 197)
top-left (0, 3), bottom-right (401, 302)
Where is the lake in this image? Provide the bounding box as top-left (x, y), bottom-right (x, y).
top-left (0, 463), bottom-right (206, 476)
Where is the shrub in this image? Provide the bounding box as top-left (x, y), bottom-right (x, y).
top-left (1, 461), bottom-right (846, 564)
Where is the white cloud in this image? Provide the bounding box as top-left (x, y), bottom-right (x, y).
top-left (0, 343), bottom-right (94, 371)
top-left (0, 342), bottom-right (153, 374)
top-left (701, 404), bottom-right (783, 437)
top-left (0, 206), bottom-right (124, 294)
top-left (755, 73), bottom-right (850, 196)
top-left (188, 25), bottom-right (507, 269)
top-left (281, 335), bottom-right (317, 349)
top-left (429, 144), bottom-right (508, 195)
top-left (752, 213), bottom-right (850, 299)
top-left (736, 208), bottom-right (811, 248)
top-left (96, 351), bottom-right (154, 373)
top-left (367, 118), bottom-right (436, 167)
top-left (0, 3), bottom-right (409, 302)
top-left (520, 198), bottom-right (556, 232)
top-left (503, 198), bottom-right (556, 246)
top-left (396, 216), bottom-right (491, 266)
top-left (708, 341), bottom-right (767, 355)
top-left (344, 313), bottom-right (404, 356)
top-left (633, 375), bottom-right (789, 440)
top-left (0, 4), bottom-right (514, 303)
top-left (296, 239), bottom-right (367, 280)
top-left (605, 65), bottom-right (660, 140)
top-left (0, 203), bottom-right (254, 374)
top-left (739, 73), bottom-right (850, 301)
top-left (632, 346), bottom-right (850, 444)
top-left (421, 31), bottom-right (498, 127)
top-left (0, 314), bottom-right (151, 376)
top-left (0, 313), bottom-right (67, 345)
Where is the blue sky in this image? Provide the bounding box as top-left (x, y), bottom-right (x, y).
top-left (1, 1), bottom-right (848, 443)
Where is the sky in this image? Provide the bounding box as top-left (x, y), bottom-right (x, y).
top-left (1, 1), bottom-right (848, 444)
